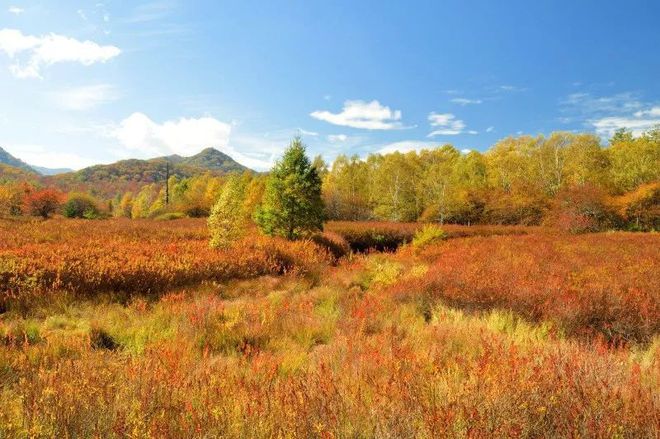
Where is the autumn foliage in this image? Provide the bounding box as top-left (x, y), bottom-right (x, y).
top-left (22, 188), bottom-right (65, 218)
top-left (0, 219), bottom-right (330, 310)
top-left (0, 218), bottom-right (658, 437)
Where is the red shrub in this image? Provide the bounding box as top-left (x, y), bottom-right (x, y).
top-left (23, 188), bottom-right (65, 219)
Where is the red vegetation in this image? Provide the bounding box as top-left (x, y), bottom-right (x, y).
top-left (22, 188), bottom-right (65, 218)
top-left (0, 219), bottom-right (330, 309)
top-left (390, 233), bottom-right (660, 343)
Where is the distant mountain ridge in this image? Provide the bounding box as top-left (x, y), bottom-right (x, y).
top-left (31, 165), bottom-right (75, 176)
top-left (0, 146), bottom-right (73, 175)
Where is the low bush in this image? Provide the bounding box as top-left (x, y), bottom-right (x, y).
top-left (0, 219), bottom-right (332, 311)
top-left (389, 233), bottom-right (660, 343)
top-left (411, 224), bottom-right (447, 249)
top-left (62, 193), bottom-right (101, 219)
top-left (154, 212), bottom-right (187, 221)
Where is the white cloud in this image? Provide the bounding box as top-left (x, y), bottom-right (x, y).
top-left (310, 100), bottom-right (404, 130)
top-left (8, 6), bottom-right (24, 15)
top-left (486, 126), bottom-right (494, 133)
top-left (592, 106), bottom-right (660, 137)
top-left (427, 112), bottom-right (468, 136)
top-left (0, 28), bottom-right (120, 78)
top-left (461, 148), bottom-right (472, 154)
top-left (51, 84), bottom-right (118, 110)
top-left (297, 128), bottom-right (318, 136)
top-left (327, 134), bottom-right (348, 143)
top-left (377, 140), bottom-right (434, 155)
top-left (560, 92), bottom-right (659, 137)
top-left (451, 98), bottom-right (482, 105)
top-left (560, 92), bottom-right (643, 117)
top-left (634, 107), bottom-right (660, 118)
top-left (113, 113), bottom-right (232, 158)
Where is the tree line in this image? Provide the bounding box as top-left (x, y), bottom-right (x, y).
top-left (0, 128), bottom-right (658, 233)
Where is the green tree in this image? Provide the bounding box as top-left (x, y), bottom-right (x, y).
top-left (255, 138), bottom-right (324, 239)
top-left (208, 174), bottom-right (248, 248)
top-left (62, 193), bottom-right (101, 219)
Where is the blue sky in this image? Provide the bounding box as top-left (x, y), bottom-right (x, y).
top-left (1, 0), bottom-right (659, 170)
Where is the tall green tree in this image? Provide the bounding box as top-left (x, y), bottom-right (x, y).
top-left (256, 138), bottom-right (324, 239)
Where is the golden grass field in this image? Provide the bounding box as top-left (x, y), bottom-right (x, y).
top-left (0, 218), bottom-right (658, 437)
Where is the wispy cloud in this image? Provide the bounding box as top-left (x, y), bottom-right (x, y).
top-left (376, 140), bottom-right (436, 155)
top-left (560, 91), bottom-right (659, 137)
top-left (8, 6), bottom-right (24, 15)
top-left (297, 128), bottom-right (318, 136)
top-left (51, 84), bottom-right (119, 111)
top-left (450, 98), bottom-right (482, 105)
top-left (498, 84), bottom-right (527, 92)
top-left (311, 100), bottom-right (404, 130)
top-left (124, 1), bottom-right (176, 24)
top-left (486, 126), bottom-right (495, 133)
top-left (0, 28), bottom-right (120, 78)
top-left (327, 134), bottom-right (348, 143)
top-left (427, 112), bottom-right (476, 136)
top-left (560, 92), bottom-right (643, 118)
top-left (592, 106), bottom-right (660, 137)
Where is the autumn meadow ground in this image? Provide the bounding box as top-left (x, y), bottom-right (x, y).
top-left (0, 218), bottom-right (658, 438)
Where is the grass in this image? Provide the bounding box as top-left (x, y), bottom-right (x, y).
top-left (0, 218), bottom-right (658, 437)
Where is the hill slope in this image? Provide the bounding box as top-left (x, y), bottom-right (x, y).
top-left (45, 148), bottom-right (250, 197)
top-left (0, 163), bottom-right (40, 183)
top-left (0, 147), bottom-right (34, 173)
top-left (0, 147), bottom-right (73, 175)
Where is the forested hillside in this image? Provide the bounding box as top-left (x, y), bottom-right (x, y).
top-left (42, 147), bottom-right (248, 198)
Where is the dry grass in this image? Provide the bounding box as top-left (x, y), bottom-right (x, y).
top-left (0, 219), bottom-right (658, 437)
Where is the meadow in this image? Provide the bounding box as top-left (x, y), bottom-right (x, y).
top-left (0, 218), bottom-right (658, 438)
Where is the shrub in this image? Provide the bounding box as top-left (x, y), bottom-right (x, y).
top-left (185, 206), bottom-right (209, 218)
top-left (545, 184), bottom-right (619, 233)
top-left (390, 233), bottom-right (660, 343)
top-left (154, 212), bottom-right (187, 221)
top-left (23, 188), bottom-right (65, 219)
top-left (62, 193), bottom-right (101, 219)
top-left (412, 224), bottom-right (447, 249)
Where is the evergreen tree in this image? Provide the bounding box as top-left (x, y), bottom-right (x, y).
top-left (256, 138), bottom-right (324, 239)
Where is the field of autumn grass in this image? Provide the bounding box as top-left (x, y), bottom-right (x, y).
top-left (0, 218), bottom-right (658, 437)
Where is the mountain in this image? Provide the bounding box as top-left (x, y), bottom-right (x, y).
top-left (45, 148), bottom-right (250, 197)
top-left (177, 147), bottom-right (246, 172)
top-left (31, 165), bottom-right (74, 175)
top-left (0, 146), bottom-right (73, 175)
top-left (0, 147), bottom-right (34, 173)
